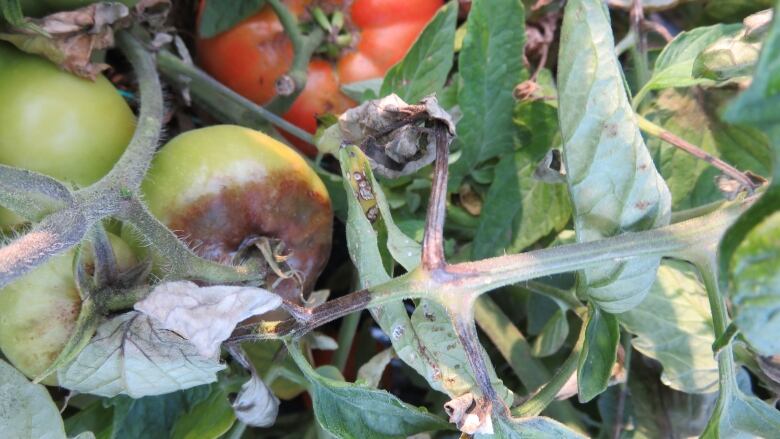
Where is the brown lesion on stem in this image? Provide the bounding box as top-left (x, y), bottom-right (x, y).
top-left (422, 123), bottom-right (451, 271)
top-left (451, 305), bottom-right (507, 414)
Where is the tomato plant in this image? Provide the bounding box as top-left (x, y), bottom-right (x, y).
top-left (0, 233), bottom-right (136, 385)
top-left (140, 125), bottom-right (333, 301)
top-left (2, 0), bottom-right (780, 437)
top-left (0, 43), bottom-right (135, 225)
top-left (196, 0), bottom-right (442, 155)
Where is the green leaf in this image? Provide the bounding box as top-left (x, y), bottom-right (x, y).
top-left (617, 260), bottom-right (719, 393)
top-left (243, 339), bottom-right (307, 400)
top-left (485, 414), bottom-right (586, 438)
top-left (410, 300), bottom-right (514, 403)
top-left (558, 0), bottom-right (672, 313)
top-left (380, 1), bottom-right (458, 103)
top-left (341, 78), bottom-right (382, 102)
top-left (472, 154), bottom-right (523, 259)
top-left (0, 359), bottom-right (68, 439)
top-left (198, 0), bottom-right (266, 38)
top-left (634, 24), bottom-right (742, 105)
top-left (643, 88), bottom-right (771, 209)
top-left (288, 344), bottom-right (451, 439)
top-left (170, 387), bottom-right (236, 439)
top-left (626, 358), bottom-right (717, 439)
top-left (577, 304), bottom-right (619, 402)
top-left (693, 24), bottom-right (764, 81)
top-left (58, 312), bottom-right (224, 398)
top-left (719, 0), bottom-right (780, 326)
top-left (448, 0), bottom-right (526, 187)
top-left (532, 308), bottom-right (569, 358)
top-left (730, 211), bottom-right (780, 355)
top-left (473, 100), bottom-right (571, 258)
top-left (105, 385), bottom-right (214, 439)
top-left (701, 347), bottom-right (780, 438)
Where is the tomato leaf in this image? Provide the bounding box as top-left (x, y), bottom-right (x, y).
top-left (577, 304), bottom-right (619, 402)
top-left (558, 0), bottom-right (672, 313)
top-left (692, 11), bottom-right (769, 81)
top-left (288, 343), bottom-right (451, 439)
top-left (133, 281), bottom-right (281, 358)
top-left (729, 211), bottom-right (780, 355)
top-left (473, 100), bottom-right (571, 258)
top-left (448, 0), bottom-right (526, 188)
top-left (643, 88), bottom-right (771, 209)
top-left (380, 1), bottom-right (458, 103)
top-left (700, 350), bottom-right (780, 438)
top-left (483, 414), bottom-right (586, 439)
top-left (58, 312), bottom-right (225, 398)
top-left (0, 359), bottom-right (69, 439)
top-left (718, 0), bottom-right (780, 356)
top-left (97, 385), bottom-right (216, 439)
top-left (634, 24), bottom-right (741, 105)
top-left (531, 308), bottom-right (570, 358)
top-left (617, 260), bottom-right (719, 393)
top-left (170, 387), bottom-right (236, 439)
top-left (198, 0), bottom-right (266, 39)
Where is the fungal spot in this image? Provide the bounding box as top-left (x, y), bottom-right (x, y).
top-left (366, 206), bottom-right (379, 223)
top-left (392, 325), bottom-right (405, 340)
top-left (604, 122), bottom-right (618, 137)
top-left (635, 200), bottom-right (651, 210)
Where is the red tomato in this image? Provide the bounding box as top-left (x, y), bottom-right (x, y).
top-left (197, 0), bottom-right (442, 156)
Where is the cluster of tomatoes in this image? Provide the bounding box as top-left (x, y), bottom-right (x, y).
top-left (0, 0), bottom-right (438, 384)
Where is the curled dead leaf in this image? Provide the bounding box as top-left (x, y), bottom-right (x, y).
top-left (134, 281), bottom-right (282, 358)
top-left (0, 0), bottom-right (170, 79)
top-left (338, 94), bottom-right (455, 178)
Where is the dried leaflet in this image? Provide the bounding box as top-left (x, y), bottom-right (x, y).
top-left (134, 280), bottom-right (282, 358)
top-left (338, 94), bottom-right (455, 178)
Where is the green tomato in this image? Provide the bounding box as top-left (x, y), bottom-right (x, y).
top-left (140, 125), bottom-right (333, 302)
top-left (20, 0), bottom-right (139, 17)
top-left (0, 233), bottom-right (136, 385)
top-left (0, 43), bottom-right (135, 225)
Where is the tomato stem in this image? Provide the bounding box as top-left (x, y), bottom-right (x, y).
top-left (156, 50), bottom-right (315, 144)
top-left (265, 0), bottom-right (326, 114)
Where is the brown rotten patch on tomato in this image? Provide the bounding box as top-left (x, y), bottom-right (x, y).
top-left (166, 174), bottom-right (333, 303)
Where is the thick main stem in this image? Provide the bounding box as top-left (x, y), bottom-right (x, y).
top-left (244, 196), bottom-right (750, 339)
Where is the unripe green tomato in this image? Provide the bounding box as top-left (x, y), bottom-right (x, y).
top-left (140, 125), bottom-right (333, 301)
top-left (0, 233), bottom-right (136, 385)
top-left (0, 43), bottom-right (135, 226)
top-left (20, 0), bottom-right (139, 17)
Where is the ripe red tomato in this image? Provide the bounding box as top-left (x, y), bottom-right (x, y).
top-left (197, 0), bottom-right (442, 156)
top-left (141, 125), bottom-right (333, 302)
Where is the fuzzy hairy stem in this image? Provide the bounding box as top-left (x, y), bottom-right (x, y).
top-left (0, 208), bottom-right (89, 287)
top-left (93, 31), bottom-right (163, 192)
top-left (0, 165), bottom-right (72, 221)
